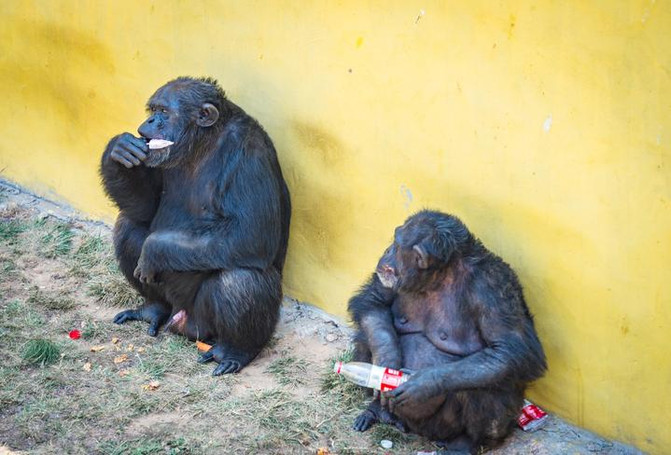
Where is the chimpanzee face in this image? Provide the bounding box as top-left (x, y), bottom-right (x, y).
top-left (137, 81), bottom-right (220, 168)
top-left (376, 221), bottom-right (430, 291)
top-left (138, 84), bottom-right (188, 167)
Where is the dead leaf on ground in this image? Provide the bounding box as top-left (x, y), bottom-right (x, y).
top-left (82, 362), bottom-right (92, 372)
top-left (142, 380), bottom-right (160, 391)
top-left (126, 344), bottom-right (134, 352)
top-left (118, 370), bottom-right (130, 378)
top-left (111, 337), bottom-right (120, 344)
top-left (90, 345), bottom-right (106, 352)
top-left (113, 354), bottom-right (129, 364)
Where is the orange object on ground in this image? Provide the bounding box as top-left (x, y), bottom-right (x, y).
top-left (196, 340), bottom-right (212, 352)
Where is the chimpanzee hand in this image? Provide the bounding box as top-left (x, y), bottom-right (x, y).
top-left (384, 368), bottom-right (443, 414)
top-left (133, 252), bottom-right (159, 284)
top-left (109, 132), bottom-right (148, 168)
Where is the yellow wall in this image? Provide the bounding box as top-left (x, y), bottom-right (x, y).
top-left (1, 1), bottom-right (669, 452)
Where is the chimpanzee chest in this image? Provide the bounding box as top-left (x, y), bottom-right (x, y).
top-left (152, 169), bottom-right (219, 229)
top-left (392, 291), bottom-right (484, 369)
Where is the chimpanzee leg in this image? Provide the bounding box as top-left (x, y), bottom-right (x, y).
top-left (193, 267), bottom-right (282, 375)
top-left (111, 214), bottom-right (171, 336)
top-left (112, 214), bottom-right (149, 292)
top-left (461, 387), bottom-right (523, 451)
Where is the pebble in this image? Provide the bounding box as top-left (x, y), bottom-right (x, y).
top-left (380, 439), bottom-right (393, 449)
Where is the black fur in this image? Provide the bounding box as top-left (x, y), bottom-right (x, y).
top-left (348, 210), bottom-right (546, 453)
top-left (100, 77), bottom-right (291, 375)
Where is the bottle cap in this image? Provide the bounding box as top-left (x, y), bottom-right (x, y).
top-left (333, 361), bottom-right (343, 374)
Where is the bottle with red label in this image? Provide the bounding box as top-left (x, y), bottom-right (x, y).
top-left (333, 361), bottom-right (409, 391)
top-left (517, 399), bottom-right (549, 431)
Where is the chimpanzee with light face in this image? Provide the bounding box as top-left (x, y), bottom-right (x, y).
top-left (348, 210), bottom-right (546, 453)
top-left (100, 77), bottom-right (291, 375)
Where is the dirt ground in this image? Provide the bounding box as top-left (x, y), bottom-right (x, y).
top-left (0, 178), bottom-right (643, 455)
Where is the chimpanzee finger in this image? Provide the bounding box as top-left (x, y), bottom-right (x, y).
top-left (352, 410), bottom-right (376, 432)
top-left (113, 309), bottom-right (138, 325)
top-left (380, 394), bottom-right (389, 409)
top-left (122, 151), bottom-right (141, 166)
top-left (127, 135), bottom-right (149, 150)
top-left (118, 141), bottom-right (147, 162)
top-left (383, 388), bottom-right (401, 413)
top-left (147, 319), bottom-right (161, 337)
top-left (111, 151), bottom-right (133, 168)
top-left (387, 397), bottom-right (396, 414)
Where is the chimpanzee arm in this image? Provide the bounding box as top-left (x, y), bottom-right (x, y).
top-left (385, 266), bottom-right (546, 410)
top-left (348, 274), bottom-right (402, 369)
top-left (100, 134), bottom-right (162, 224)
top-left (137, 147), bottom-right (283, 276)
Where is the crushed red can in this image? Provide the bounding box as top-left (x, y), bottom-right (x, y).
top-left (517, 399), bottom-right (548, 431)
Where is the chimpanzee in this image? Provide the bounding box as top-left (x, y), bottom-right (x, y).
top-left (100, 77), bottom-right (291, 375)
top-left (348, 210), bottom-right (546, 453)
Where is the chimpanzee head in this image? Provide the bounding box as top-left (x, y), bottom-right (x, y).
top-left (376, 210), bottom-right (473, 292)
top-left (138, 77), bottom-right (227, 167)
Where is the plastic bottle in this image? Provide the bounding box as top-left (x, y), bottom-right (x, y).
top-left (333, 361), bottom-right (409, 391)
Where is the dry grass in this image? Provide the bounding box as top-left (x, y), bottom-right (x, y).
top-left (0, 205), bottom-right (437, 454)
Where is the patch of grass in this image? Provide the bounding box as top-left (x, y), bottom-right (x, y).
top-left (69, 234), bottom-right (114, 278)
top-left (38, 219), bottom-right (75, 258)
top-left (88, 272), bottom-right (143, 308)
top-left (99, 437), bottom-right (194, 455)
top-left (370, 420), bottom-right (420, 445)
top-left (137, 358), bottom-right (167, 380)
top-left (321, 349), bottom-right (367, 408)
top-left (0, 218), bottom-right (29, 243)
top-left (3, 298), bottom-right (23, 315)
top-left (126, 390), bottom-right (164, 416)
top-left (266, 353), bottom-right (310, 386)
top-left (22, 339), bottom-right (61, 366)
top-left (27, 285), bottom-right (76, 310)
top-left (0, 254), bottom-right (17, 274)
top-left (80, 318), bottom-right (114, 341)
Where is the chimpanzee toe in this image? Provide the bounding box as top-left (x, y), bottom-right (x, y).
top-left (352, 410), bottom-right (377, 432)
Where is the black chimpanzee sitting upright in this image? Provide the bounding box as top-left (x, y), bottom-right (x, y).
top-left (348, 210), bottom-right (546, 453)
top-left (100, 77), bottom-right (291, 376)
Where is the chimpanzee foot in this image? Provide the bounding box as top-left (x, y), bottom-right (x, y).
top-left (353, 409), bottom-right (377, 432)
top-left (379, 408), bottom-right (407, 432)
top-left (112, 302), bottom-right (171, 337)
top-left (197, 343), bottom-right (256, 375)
top-left (113, 309), bottom-right (141, 325)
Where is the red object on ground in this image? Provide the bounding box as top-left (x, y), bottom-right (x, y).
top-left (518, 399), bottom-right (549, 431)
top-left (69, 329), bottom-right (82, 340)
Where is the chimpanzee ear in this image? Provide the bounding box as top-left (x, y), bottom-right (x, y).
top-left (412, 244), bottom-right (429, 270)
top-left (196, 103), bottom-right (219, 127)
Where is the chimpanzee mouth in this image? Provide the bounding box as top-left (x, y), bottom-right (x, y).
top-left (147, 138), bottom-right (174, 150)
top-left (376, 269), bottom-right (398, 289)
top-left (144, 139), bottom-right (173, 168)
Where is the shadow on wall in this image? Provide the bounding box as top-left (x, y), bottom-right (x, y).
top-left (281, 120), bottom-right (358, 276)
